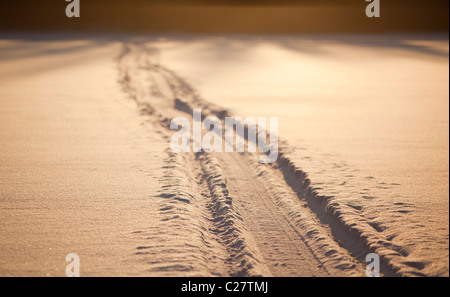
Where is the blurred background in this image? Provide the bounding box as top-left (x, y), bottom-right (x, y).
top-left (0, 0), bottom-right (448, 34)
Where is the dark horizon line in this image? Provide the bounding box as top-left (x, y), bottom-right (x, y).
top-left (1, 1), bottom-right (448, 34)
